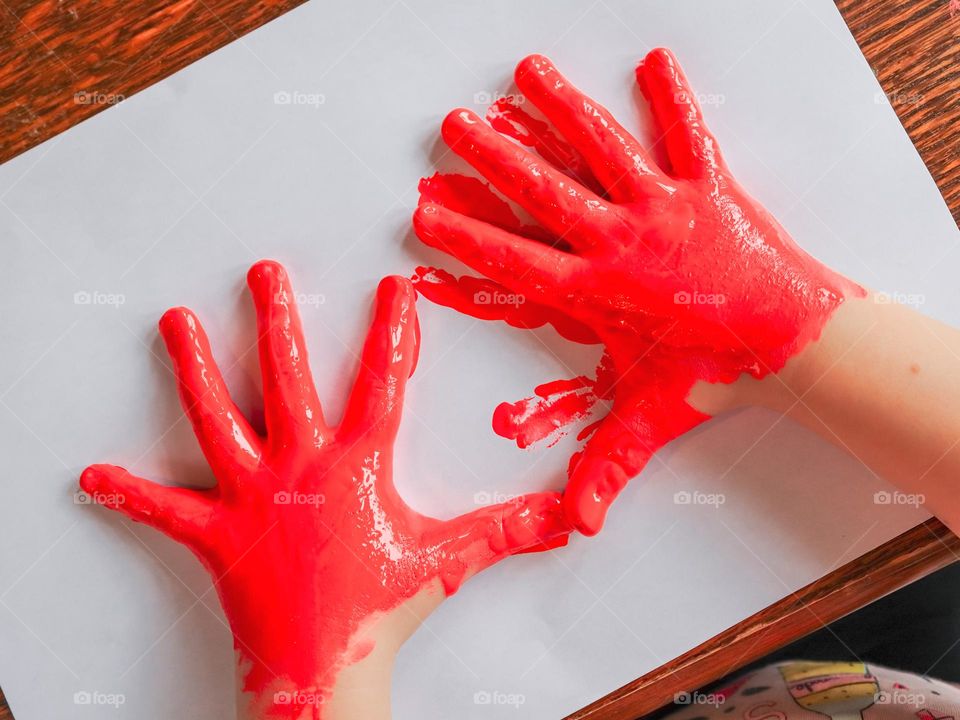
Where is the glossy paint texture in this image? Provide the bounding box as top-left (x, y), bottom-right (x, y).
top-left (413, 49), bottom-right (864, 536)
top-left (492, 376), bottom-right (599, 449)
top-left (80, 261), bottom-right (570, 718)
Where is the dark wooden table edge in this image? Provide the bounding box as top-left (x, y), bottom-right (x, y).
top-left (566, 518), bottom-right (960, 719)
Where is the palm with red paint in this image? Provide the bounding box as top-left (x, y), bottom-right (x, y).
top-left (413, 49), bottom-right (861, 535)
top-left (80, 261), bottom-right (569, 717)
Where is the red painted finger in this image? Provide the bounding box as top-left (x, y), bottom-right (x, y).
top-left (247, 260), bottom-right (328, 451)
top-left (441, 108), bottom-right (612, 251)
top-left (80, 464), bottom-right (215, 550)
top-left (486, 96), bottom-right (603, 195)
top-left (636, 48), bottom-right (726, 179)
top-left (411, 266), bottom-right (599, 345)
top-left (562, 407), bottom-right (656, 536)
top-left (430, 491), bottom-right (572, 594)
top-left (514, 54), bottom-right (666, 203)
top-left (413, 203), bottom-right (590, 306)
top-left (339, 276), bottom-right (420, 440)
top-left (159, 307), bottom-right (262, 491)
top-left (563, 378), bottom-right (710, 535)
top-left (418, 172), bottom-right (551, 243)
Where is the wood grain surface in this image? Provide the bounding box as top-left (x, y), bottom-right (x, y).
top-left (0, 0), bottom-right (307, 161)
top-left (0, 1), bottom-right (958, 719)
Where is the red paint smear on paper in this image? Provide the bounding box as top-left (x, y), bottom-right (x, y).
top-left (492, 349), bottom-right (618, 449)
top-left (493, 376), bottom-right (598, 449)
top-left (414, 169), bottom-right (609, 451)
top-left (412, 266), bottom-right (597, 345)
top-left (412, 263), bottom-right (615, 449)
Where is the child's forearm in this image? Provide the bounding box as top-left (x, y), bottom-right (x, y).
top-left (692, 293), bottom-right (960, 532)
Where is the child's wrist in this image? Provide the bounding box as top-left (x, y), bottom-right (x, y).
top-left (233, 583), bottom-right (443, 720)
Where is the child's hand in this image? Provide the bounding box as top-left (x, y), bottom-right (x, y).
top-left (81, 261), bottom-right (570, 718)
top-left (414, 49), bottom-right (863, 535)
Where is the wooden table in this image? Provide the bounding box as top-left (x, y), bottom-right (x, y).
top-left (0, 1), bottom-right (958, 718)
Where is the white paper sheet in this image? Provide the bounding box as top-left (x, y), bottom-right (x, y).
top-left (0, 1), bottom-right (952, 717)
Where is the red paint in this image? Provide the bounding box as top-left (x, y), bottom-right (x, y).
top-left (413, 49), bottom-right (864, 535)
top-left (419, 172), bottom-right (552, 242)
top-left (80, 261), bottom-right (571, 717)
top-left (486, 96), bottom-right (602, 194)
top-left (411, 265), bottom-right (597, 344)
top-left (493, 376), bottom-right (598, 449)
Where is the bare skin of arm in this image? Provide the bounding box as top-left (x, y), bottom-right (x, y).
top-left (691, 293), bottom-right (960, 534)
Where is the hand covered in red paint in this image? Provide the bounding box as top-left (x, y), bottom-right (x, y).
top-left (80, 261), bottom-right (569, 719)
top-left (413, 49), bottom-right (863, 535)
